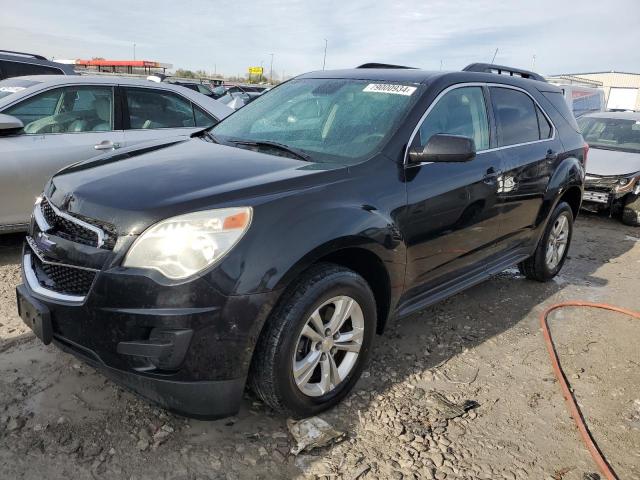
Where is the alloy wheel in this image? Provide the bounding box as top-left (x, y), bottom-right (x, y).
top-left (292, 295), bottom-right (365, 397)
top-left (546, 213), bottom-right (570, 270)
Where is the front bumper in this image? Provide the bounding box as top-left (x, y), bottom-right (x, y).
top-left (582, 174), bottom-right (640, 209)
top-left (18, 249), bottom-right (280, 418)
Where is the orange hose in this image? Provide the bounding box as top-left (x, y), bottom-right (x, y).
top-left (540, 301), bottom-right (640, 480)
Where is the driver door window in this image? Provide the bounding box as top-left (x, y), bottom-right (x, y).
top-left (4, 86), bottom-right (114, 134)
top-left (417, 86), bottom-right (490, 151)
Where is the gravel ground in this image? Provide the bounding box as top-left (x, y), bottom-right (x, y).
top-left (0, 214), bottom-right (639, 480)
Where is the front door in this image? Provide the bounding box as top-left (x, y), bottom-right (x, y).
top-left (399, 85), bottom-right (504, 296)
top-left (0, 85), bottom-right (123, 226)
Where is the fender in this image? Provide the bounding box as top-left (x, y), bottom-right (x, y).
top-left (536, 154), bottom-right (585, 229)
top-left (237, 201), bottom-right (406, 296)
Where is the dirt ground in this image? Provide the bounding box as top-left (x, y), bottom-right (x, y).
top-left (0, 214), bottom-right (639, 480)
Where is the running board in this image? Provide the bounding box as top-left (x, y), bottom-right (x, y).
top-left (395, 251), bottom-right (530, 318)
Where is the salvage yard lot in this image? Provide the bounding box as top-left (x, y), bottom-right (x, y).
top-left (0, 215), bottom-right (639, 480)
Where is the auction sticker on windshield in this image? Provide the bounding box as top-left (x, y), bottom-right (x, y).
top-left (363, 84), bottom-right (416, 96)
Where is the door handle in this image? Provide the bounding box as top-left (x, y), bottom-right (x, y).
top-left (94, 140), bottom-right (121, 150)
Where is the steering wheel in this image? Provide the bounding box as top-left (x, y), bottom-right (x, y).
top-left (23, 116), bottom-right (60, 134)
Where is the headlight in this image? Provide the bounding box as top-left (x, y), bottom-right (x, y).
top-left (123, 207), bottom-right (252, 280)
top-left (614, 175), bottom-right (638, 193)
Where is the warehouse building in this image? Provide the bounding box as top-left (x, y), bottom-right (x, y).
top-left (546, 71), bottom-right (640, 111)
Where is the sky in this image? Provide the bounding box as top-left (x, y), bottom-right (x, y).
top-left (1, 0), bottom-right (639, 79)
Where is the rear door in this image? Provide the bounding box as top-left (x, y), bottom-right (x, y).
top-left (488, 85), bottom-right (562, 250)
top-left (121, 86), bottom-right (216, 148)
top-left (0, 84), bottom-right (123, 226)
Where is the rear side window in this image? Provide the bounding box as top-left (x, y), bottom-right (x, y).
top-left (125, 88), bottom-right (196, 129)
top-left (0, 60), bottom-right (63, 80)
top-left (536, 106), bottom-right (553, 139)
top-left (490, 87), bottom-right (541, 147)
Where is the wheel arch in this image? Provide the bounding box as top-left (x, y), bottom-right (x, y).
top-left (537, 155), bottom-right (584, 227)
top-left (273, 239), bottom-right (403, 335)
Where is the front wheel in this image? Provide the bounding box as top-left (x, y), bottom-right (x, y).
top-left (249, 263), bottom-right (376, 418)
top-left (622, 194), bottom-right (640, 226)
top-left (519, 201), bottom-right (574, 282)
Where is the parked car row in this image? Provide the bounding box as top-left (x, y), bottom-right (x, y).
top-left (0, 50), bottom-right (76, 80)
top-left (0, 75), bottom-right (232, 231)
top-left (13, 62), bottom-right (588, 419)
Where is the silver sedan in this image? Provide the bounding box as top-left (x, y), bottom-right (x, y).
top-left (0, 75), bottom-right (232, 232)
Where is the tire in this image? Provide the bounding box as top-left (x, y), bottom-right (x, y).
top-left (622, 194), bottom-right (640, 227)
top-left (518, 201), bottom-right (574, 282)
top-left (249, 263), bottom-right (377, 418)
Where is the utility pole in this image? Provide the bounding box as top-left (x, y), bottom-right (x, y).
top-left (531, 55), bottom-right (536, 70)
top-left (269, 53), bottom-right (274, 85)
top-left (440, 59), bottom-right (443, 71)
top-left (323, 39), bottom-right (328, 70)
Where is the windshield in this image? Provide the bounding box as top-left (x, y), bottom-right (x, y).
top-left (0, 78), bottom-right (41, 100)
top-left (211, 78), bottom-right (421, 164)
top-left (578, 116), bottom-right (640, 153)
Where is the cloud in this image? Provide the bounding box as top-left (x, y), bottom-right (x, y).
top-left (0, 0), bottom-right (638, 77)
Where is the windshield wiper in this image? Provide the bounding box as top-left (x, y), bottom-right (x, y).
top-left (229, 139), bottom-right (312, 161)
top-left (191, 128), bottom-right (220, 143)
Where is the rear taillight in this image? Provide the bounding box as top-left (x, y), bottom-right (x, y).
top-left (582, 143), bottom-right (589, 170)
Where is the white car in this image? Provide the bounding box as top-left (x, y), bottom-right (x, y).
top-left (0, 75), bottom-right (233, 232)
top-left (579, 111), bottom-right (640, 225)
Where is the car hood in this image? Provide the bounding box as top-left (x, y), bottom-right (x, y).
top-left (586, 147), bottom-right (640, 176)
top-left (46, 138), bottom-right (344, 234)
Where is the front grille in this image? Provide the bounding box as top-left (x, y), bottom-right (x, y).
top-left (39, 198), bottom-right (116, 249)
top-left (31, 253), bottom-right (96, 296)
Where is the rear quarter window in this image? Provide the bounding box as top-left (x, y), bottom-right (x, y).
top-left (540, 90), bottom-right (580, 132)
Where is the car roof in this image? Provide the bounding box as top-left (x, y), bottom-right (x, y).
top-left (296, 68), bottom-right (558, 92)
top-left (0, 53), bottom-right (76, 74)
top-left (583, 111), bottom-right (640, 120)
top-left (0, 75), bottom-right (233, 119)
top-left (298, 68), bottom-right (445, 84)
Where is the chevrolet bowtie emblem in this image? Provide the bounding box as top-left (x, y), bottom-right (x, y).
top-left (36, 231), bottom-right (56, 252)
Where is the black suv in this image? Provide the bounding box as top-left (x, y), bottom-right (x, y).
top-left (17, 63), bottom-right (586, 419)
top-left (0, 50), bottom-right (77, 80)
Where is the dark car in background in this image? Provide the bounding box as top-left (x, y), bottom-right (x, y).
top-left (16, 63), bottom-right (586, 419)
top-left (0, 50), bottom-right (76, 80)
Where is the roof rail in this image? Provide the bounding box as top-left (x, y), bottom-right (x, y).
top-left (357, 63), bottom-right (416, 69)
top-left (463, 63), bottom-right (547, 82)
top-left (0, 49), bottom-right (48, 61)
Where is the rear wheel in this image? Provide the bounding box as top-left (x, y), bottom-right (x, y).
top-left (622, 194), bottom-right (640, 226)
top-left (249, 263), bottom-right (376, 418)
top-left (519, 202), bottom-right (574, 282)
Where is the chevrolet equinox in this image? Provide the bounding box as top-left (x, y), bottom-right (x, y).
top-left (17, 63), bottom-right (586, 419)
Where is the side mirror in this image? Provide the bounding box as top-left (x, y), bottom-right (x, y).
top-left (0, 114), bottom-right (24, 135)
top-left (408, 134), bottom-right (476, 164)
